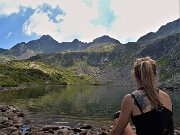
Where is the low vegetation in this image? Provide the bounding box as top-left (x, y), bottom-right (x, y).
top-left (0, 60), bottom-right (95, 86)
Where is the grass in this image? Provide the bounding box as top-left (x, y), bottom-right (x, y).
top-left (0, 60), bottom-right (95, 86)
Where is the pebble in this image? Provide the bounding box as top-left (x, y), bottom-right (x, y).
top-left (0, 105), bottom-right (179, 135)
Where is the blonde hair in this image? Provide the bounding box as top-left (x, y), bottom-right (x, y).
top-left (133, 57), bottom-right (161, 109)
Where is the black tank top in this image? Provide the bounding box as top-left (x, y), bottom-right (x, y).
top-left (131, 94), bottom-right (174, 135)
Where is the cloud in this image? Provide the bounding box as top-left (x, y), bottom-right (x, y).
top-left (110, 0), bottom-right (180, 42)
top-left (91, 0), bottom-right (116, 28)
top-left (0, 1), bottom-right (20, 16)
top-left (6, 32), bottom-right (12, 39)
top-left (0, 0), bottom-right (179, 45)
top-left (23, 6), bottom-right (60, 39)
top-left (22, 0), bottom-right (113, 43)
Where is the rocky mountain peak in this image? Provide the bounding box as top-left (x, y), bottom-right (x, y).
top-left (72, 39), bottom-right (81, 43)
top-left (92, 35), bottom-right (121, 44)
top-left (138, 18), bottom-right (180, 42)
top-left (39, 35), bottom-right (56, 42)
top-left (0, 48), bottom-right (7, 54)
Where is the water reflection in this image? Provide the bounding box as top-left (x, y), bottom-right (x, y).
top-left (0, 85), bottom-right (179, 128)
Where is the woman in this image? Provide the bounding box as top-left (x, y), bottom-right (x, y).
top-left (110, 57), bottom-right (174, 135)
top-left (113, 111), bottom-right (135, 135)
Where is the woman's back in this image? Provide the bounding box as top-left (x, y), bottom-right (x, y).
top-left (131, 89), bottom-right (174, 135)
top-left (109, 57), bottom-right (174, 135)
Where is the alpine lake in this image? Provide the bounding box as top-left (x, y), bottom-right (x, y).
top-left (0, 85), bottom-right (179, 129)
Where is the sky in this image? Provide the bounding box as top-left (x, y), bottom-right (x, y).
top-left (0, 0), bottom-right (179, 49)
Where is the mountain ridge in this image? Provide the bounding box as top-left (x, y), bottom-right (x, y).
top-left (0, 18), bottom-right (179, 60)
top-left (1, 34), bottom-right (122, 59)
top-left (0, 18), bottom-right (179, 89)
top-left (138, 18), bottom-right (180, 42)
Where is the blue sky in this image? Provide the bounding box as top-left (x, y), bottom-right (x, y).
top-left (0, 0), bottom-right (179, 49)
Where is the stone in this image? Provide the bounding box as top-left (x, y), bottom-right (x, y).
top-left (6, 126), bottom-right (18, 134)
top-left (0, 106), bottom-right (8, 112)
top-left (0, 128), bottom-right (8, 134)
top-left (175, 130), bottom-right (180, 135)
top-left (0, 132), bottom-right (6, 135)
top-left (80, 124), bottom-right (92, 129)
top-left (17, 112), bottom-right (25, 117)
top-left (72, 128), bottom-right (82, 133)
top-left (0, 116), bottom-right (8, 123)
top-left (11, 131), bottom-right (20, 135)
top-left (2, 121), bottom-right (13, 127)
top-left (29, 126), bottom-right (42, 133)
top-left (13, 116), bottom-right (23, 124)
top-left (48, 129), bottom-right (54, 134)
top-left (42, 125), bottom-right (59, 131)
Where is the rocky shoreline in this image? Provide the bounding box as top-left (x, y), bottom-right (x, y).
top-left (0, 105), bottom-right (111, 135)
top-left (0, 85), bottom-right (179, 92)
top-left (0, 105), bottom-right (180, 135)
top-left (0, 85), bottom-right (27, 92)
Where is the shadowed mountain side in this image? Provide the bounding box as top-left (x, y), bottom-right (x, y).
top-left (1, 35), bottom-right (121, 59)
top-left (0, 18), bottom-right (179, 89)
top-left (138, 18), bottom-right (180, 42)
top-left (27, 32), bottom-right (180, 88)
top-left (0, 60), bottom-right (96, 86)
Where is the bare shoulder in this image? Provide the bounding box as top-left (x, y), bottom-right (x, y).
top-left (123, 94), bottom-right (132, 102)
top-left (159, 90), bottom-right (171, 101)
top-left (159, 90), bottom-right (172, 111)
top-left (121, 94), bottom-right (134, 105)
top-left (121, 94), bottom-right (134, 112)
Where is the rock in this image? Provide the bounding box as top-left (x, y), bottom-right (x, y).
top-left (80, 124), bottom-right (92, 129)
top-left (56, 130), bottom-right (64, 135)
top-left (175, 130), bottom-right (180, 135)
top-left (6, 126), bottom-right (18, 134)
top-left (48, 129), bottom-right (54, 134)
top-left (42, 125), bottom-right (59, 131)
top-left (0, 132), bottom-right (7, 135)
top-left (0, 124), bottom-right (7, 129)
top-left (0, 128), bottom-right (8, 134)
top-left (2, 121), bottom-right (13, 127)
top-left (0, 116), bottom-right (8, 123)
top-left (17, 112), bottom-right (25, 117)
top-left (14, 123), bottom-right (22, 128)
top-left (29, 126), bottom-right (42, 134)
top-left (72, 128), bottom-right (82, 133)
top-left (60, 128), bottom-right (74, 135)
top-left (10, 131), bottom-right (20, 135)
top-left (13, 116), bottom-right (23, 124)
top-left (0, 106), bottom-right (8, 112)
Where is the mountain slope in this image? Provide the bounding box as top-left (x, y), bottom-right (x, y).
top-left (0, 60), bottom-right (95, 86)
top-left (0, 48), bottom-right (7, 54)
top-left (1, 35), bottom-right (121, 59)
top-left (27, 32), bottom-right (180, 88)
top-left (0, 18), bottom-right (179, 89)
top-left (138, 18), bottom-right (180, 42)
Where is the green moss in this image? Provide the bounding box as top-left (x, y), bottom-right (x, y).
top-left (85, 43), bottom-right (116, 53)
top-left (160, 68), bottom-right (180, 82)
top-left (0, 60), bottom-right (95, 86)
top-left (157, 57), bottom-right (170, 66)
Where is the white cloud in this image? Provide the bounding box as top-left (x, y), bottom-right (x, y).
top-left (111, 0), bottom-right (179, 42)
top-left (23, 9), bottom-right (60, 39)
top-left (22, 0), bottom-right (112, 43)
top-left (0, 1), bottom-right (20, 16)
top-left (6, 32), bottom-right (12, 39)
top-left (0, 0), bottom-right (179, 43)
top-left (55, 14), bottom-right (64, 22)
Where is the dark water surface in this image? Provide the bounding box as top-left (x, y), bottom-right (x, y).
top-left (0, 85), bottom-right (179, 128)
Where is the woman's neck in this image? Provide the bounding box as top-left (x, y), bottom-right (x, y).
top-left (136, 80), bottom-right (143, 89)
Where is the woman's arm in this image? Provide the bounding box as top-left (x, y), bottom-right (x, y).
top-left (110, 94), bottom-right (133, 135)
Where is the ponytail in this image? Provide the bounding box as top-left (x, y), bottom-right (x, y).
top-left (134, 57), bottom-right (161, 110)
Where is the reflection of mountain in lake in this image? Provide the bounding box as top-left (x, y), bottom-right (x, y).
top-left (0, 85), bottom-right (179, 128)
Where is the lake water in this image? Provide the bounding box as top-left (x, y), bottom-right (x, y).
top-left (0, 85), bottom-right (179, 129)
